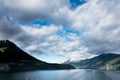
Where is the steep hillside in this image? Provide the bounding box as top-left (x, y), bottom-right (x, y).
top-left (0, 40), bottom-right (75, 72)
top-left (70, 53), bottom-right (120, 70)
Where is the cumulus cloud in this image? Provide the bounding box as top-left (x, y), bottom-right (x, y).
top-left (0, 0), bottom-right (120, 62)
top-left (2, 0), bottom-right (70, 22)
top-left (68, 0), bottom-right (120, 54)
top-left (37, 32), bottom-right (92, 62)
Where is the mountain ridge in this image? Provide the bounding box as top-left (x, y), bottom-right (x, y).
top-left (0, 40), bottom-right (40, 63)
top-left (69, 53), bottom-right (120, 71)
top-left (0, 40), bottom-right (75, 72)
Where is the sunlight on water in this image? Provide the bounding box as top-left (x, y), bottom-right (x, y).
top-left (0, 69), bottom-right (120, 80)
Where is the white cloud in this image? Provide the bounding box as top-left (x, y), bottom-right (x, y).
top-left (0, 0), bottom-right (120, 62)
top-left (68, 0), bottom-right (106, 29)
top-left (22, 25), bottom-right (59, 36)
top-left (20, 25), bottom-right (92, 62)
top-left (39, 33), bottom-right (93, 62)
top-left (66, 0), bottom-right (120, 54)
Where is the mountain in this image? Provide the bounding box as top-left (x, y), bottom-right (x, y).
top-left (69, 53), bottom-right (120, 71)
top-left (0, 40), bottom-right (40, 63)
top-left (0, 40), bottom-right (75, 72)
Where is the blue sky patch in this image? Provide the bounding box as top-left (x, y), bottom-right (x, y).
top-left (33, 19), bottom-right (51, 26)
top-left (57, 27), bottom-right (81, 42)
top-left (70, 0), bottom-right (86, 9)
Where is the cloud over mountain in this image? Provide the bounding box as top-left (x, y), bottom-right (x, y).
top-left (0, 0), bottom-right (120, 62)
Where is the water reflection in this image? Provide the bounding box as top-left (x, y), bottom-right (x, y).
top-left (0, 69), bottom-right (120, 80)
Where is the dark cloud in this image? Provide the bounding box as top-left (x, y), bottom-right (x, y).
top-left (0, 17), bottom-right (44, 54)
top-left (2, 0), bottom-right (70, 23)
top-left (0, 19), bottom-right (21, 38)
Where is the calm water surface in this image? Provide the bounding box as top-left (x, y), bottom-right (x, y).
top-left (0, 69), bottom-right (120, 80)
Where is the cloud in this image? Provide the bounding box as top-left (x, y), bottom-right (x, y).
top-left (38, 32), bottom-right (92, 62)
top-left (2, 0), bottom-right (70, 22)
top-left (0, 1), bottom-right (4, 19)
top-left (0, 0), bottom-right (120, 62)
top-left (0, 17), bottom-right (21, 40)
top-left (66, 0), bottom-right (120, 54)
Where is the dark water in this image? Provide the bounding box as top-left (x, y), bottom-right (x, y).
top-left (0, 69), bottom-right (120, 80)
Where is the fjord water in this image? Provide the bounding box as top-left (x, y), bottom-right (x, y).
top-left (0, 69), bottom-right (120, 80)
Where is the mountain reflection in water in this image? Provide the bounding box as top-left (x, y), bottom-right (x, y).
top-left (0, 69), bottom-right (120, 80)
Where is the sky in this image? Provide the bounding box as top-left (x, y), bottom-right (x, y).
top-left (0, 0), bottom-right (120, 63)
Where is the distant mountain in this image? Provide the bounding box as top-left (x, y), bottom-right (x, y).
top-left (69, 53), bottom-right (120, 71)
top-left (0, 40), bottom-right (75, 72)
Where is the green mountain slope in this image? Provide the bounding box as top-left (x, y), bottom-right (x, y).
top-left (70, 53), bottom-right (120, 70)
